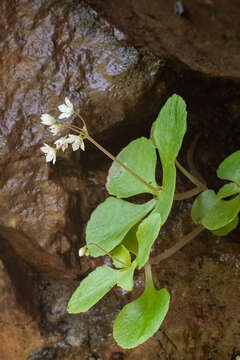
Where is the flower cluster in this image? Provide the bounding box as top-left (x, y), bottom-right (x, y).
top-left (40, 98), bottom-right (85, 164)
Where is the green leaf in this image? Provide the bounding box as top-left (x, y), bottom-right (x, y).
top-left (136, 212), bottom-right (161, 269)
top-left (192, 190), bottom-right (240, 230)
top-left (217, 150), bottom-right (240, 184)
top-left (202, 194), bottom-right (240, 230)
top-left (217, 182), bottom-right (240, 199)
top-left (191, 189), bottom-right (218, 223)
top-left (122, 224), bottom-right (139, 255)
top-left (86, 197), bottom-right (156, 257)
top-left (106, 137), bottom-right (158, 198)
top-left (116, 260), bottom-right (137, 291)
top-left (211, 215), bottom-right (239, 236)
top-left (154, 163), bottom-right (176, 224)
top-left (113, 276), bottom-right (170, 348)
top-left (151, 94), bottom-right (187, 162)
top-left (111, 244), bottom-right (131, 269)
top-left (67, 265), bottom-right (117, 313)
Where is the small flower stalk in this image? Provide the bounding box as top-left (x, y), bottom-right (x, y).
top-left (40, 97), bottom-right (86, 165)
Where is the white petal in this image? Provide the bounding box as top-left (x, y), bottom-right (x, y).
top-left (54, 137), bottom-right (68, 152)
top-left (41, 114), bottom-right (56, 125)
top-left (65, 97), bottom-right (73, 109)
top-left (72, 141), bottom-right (79, 151)
top-left (58, 104), bottom-right (69, 113)
top-left (40, 143), bottom-right (51, 153)
top-left (80, 139), bottom-right (85, 151)
top-left (58, 113), bottom-right (68, 119)
top-left (66, 134), bottom-right (77, 144)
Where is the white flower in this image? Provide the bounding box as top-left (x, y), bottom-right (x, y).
top-left (67, 134), bottom-right (85, 151)
top-left (49, 123), bottom-right (63, 136)
top-left (40, 144), bottom-right (57, 164)
top-left (54, 136), bottom-right (69, 152)
top-left (58, 97), bottom-right (74, 119)
top-left (41, 114), bottom-right (56, 126)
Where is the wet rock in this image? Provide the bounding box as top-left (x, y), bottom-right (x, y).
top-left (0, 0), bottom-right (164, 274)
top-left (87, 0), bottom-right (240, 79)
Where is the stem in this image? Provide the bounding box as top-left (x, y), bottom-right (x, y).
top-left (187, 133), bottom-right (206, 186)
top-left (74, 111), bottom-right (88, 130)
top-left (174, 186), bottom-right (203, 200)
top-left (144, 262), bottom-right (154, 290)
top-left (176, 160), bottom-right (206, 189)
top-left (150, 225), bottom-right (204, 265)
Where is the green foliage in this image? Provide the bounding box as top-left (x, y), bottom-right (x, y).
top-left (67, 265), bottom-right (117, 313)
top-left (136, 212), bottom-right (161, 269)
top-left (217, 182), bottom-right (239, 199)
top-left (192, 150), bottom-right (240, 234)
top-left (68, 94), bottom-right (187, 349)
top-left (106, 137), bottom-right (158, 197)
top-left (217, 150), bottom-right (240, 184)
top-left (116, 260), bottom-right (137, 291)
top-left (111, 244), bottom-right (131, 268)
top-left (86, 197), bottom-right (156, 257)
top-left (67, 93), bottom-right (240, 350)
top-left (152, 94), bottom-right (187, 223)
top-left (151, 94), bottom-right (187, 162)
top-left (113, 266), bottom-right (170, 348)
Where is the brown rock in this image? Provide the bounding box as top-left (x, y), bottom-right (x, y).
top-left (87, 0), bottom-right (240, 79)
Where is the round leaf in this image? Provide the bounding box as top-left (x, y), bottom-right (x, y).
top-left (113, 286), bottom-right (170, 348)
